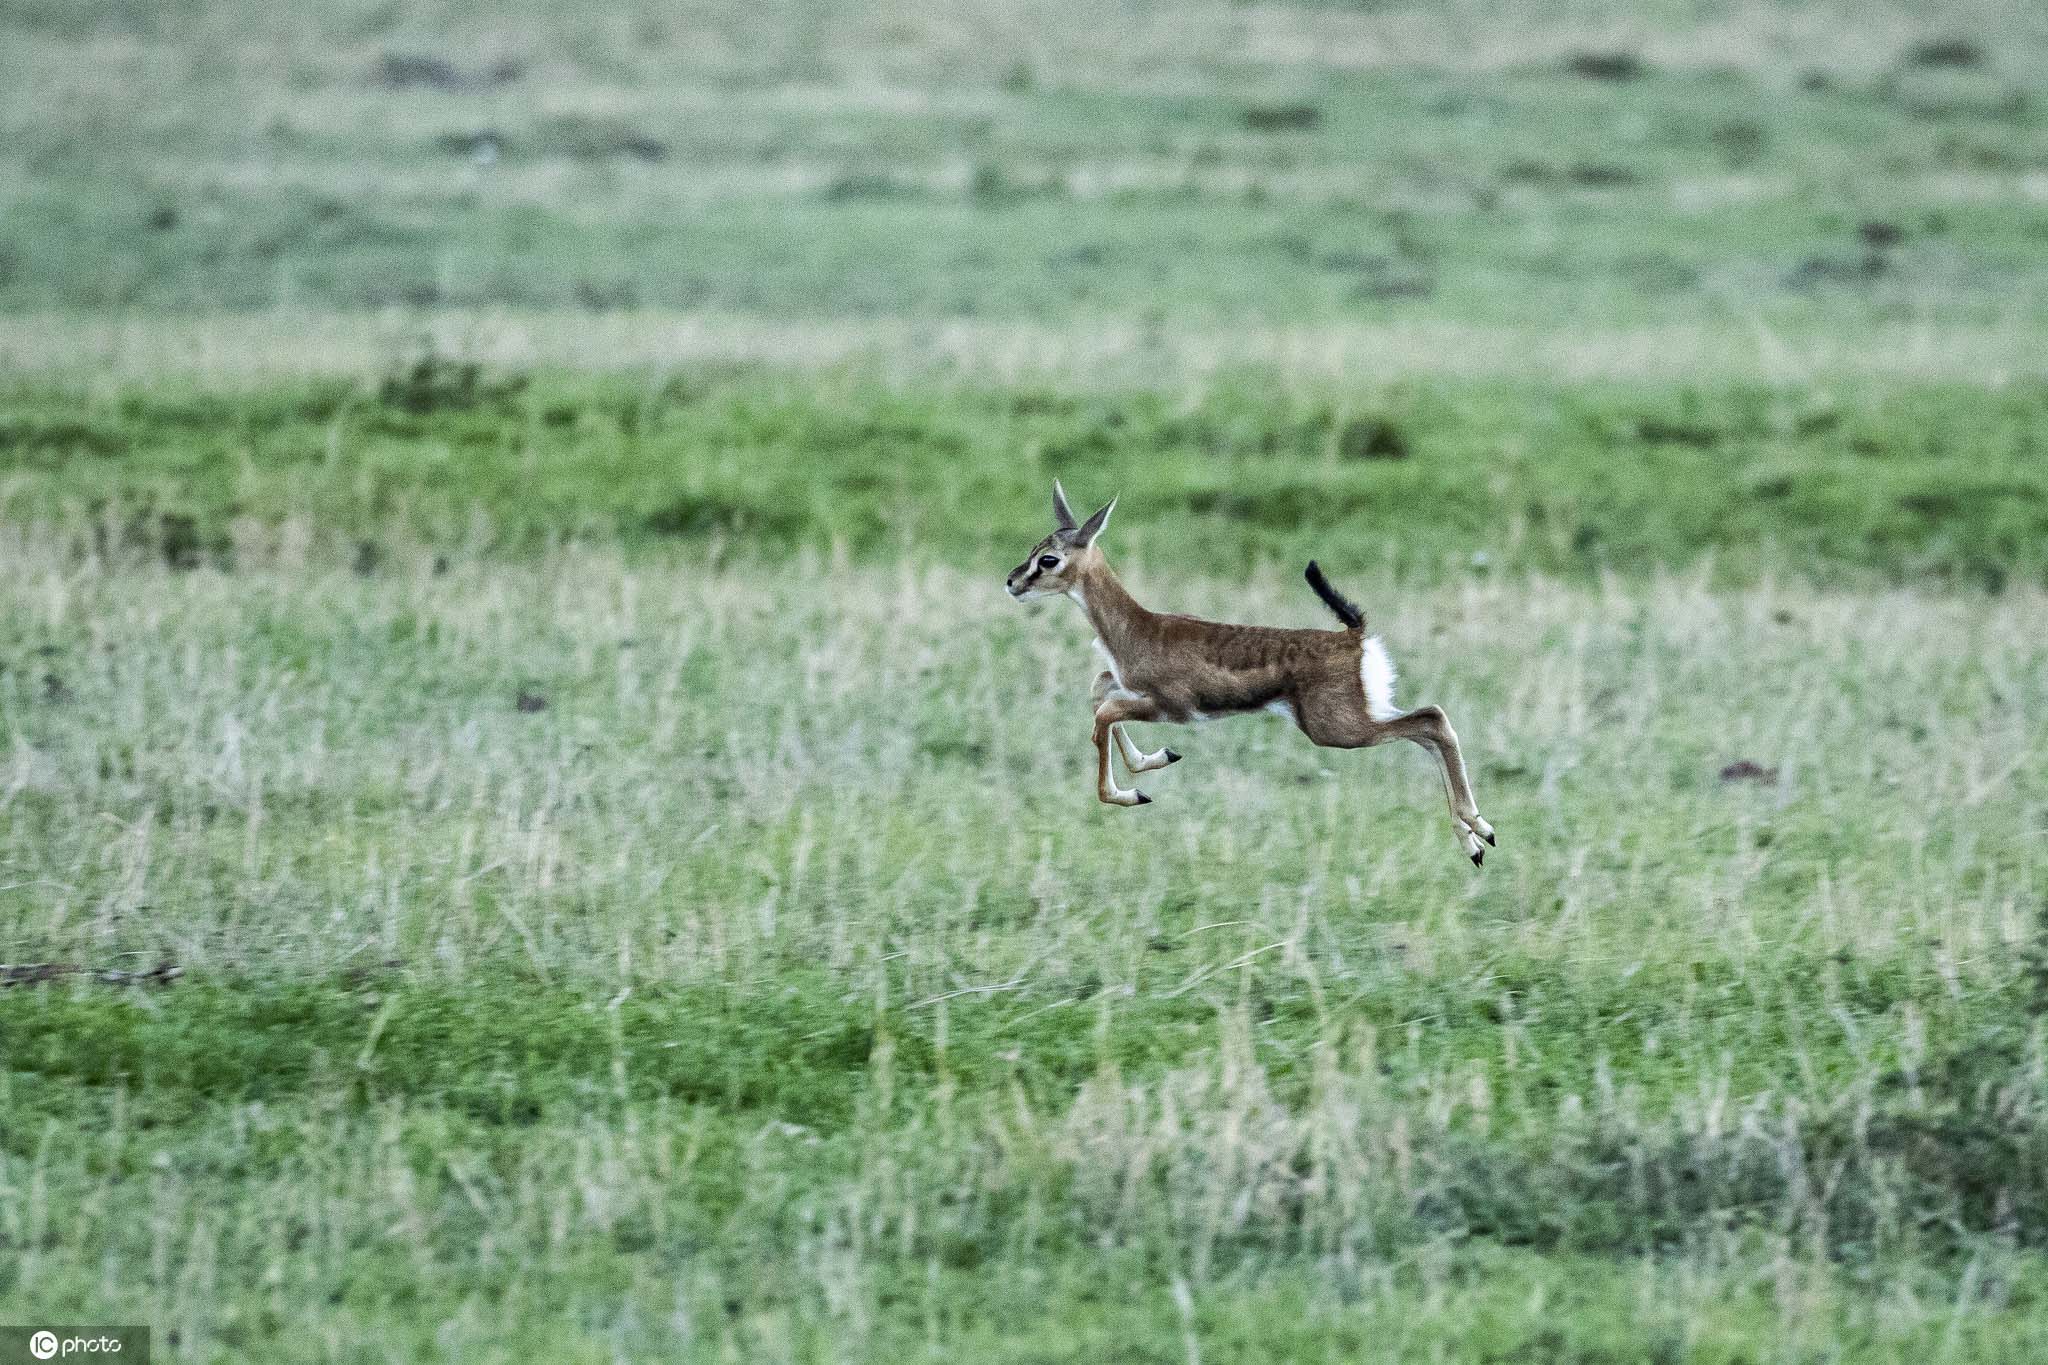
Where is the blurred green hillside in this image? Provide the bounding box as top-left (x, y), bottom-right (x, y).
top-left (3, 0), bottom-right (2046, 346)
top-left (4, 370), bottom-right (2046, 586)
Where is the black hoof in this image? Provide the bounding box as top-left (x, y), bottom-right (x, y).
top-left (1164, 750), bottom-right (1182, 764)
top-left (1135, 792), bottom-right (1152, 805)
top-left (1470, 849), bottom-right (1484, 868)
top-left (1483, 830), bottom-right (1497, 847)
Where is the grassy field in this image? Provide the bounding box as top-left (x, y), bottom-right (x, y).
top-left (5, 0), bottom-right (2048, 1359)
top-left (4, 0), bottom-right (2048, 336)
top-left (4, 370), bottom-right (2048, 589)
top-left (2, 529), bottom-right (2045, 1360)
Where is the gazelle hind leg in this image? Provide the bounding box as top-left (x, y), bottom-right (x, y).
top-left (1423, 735), bottom-right (1485, 865)
top-left (1373, 706), bottom-right (1494, 866)
top-left (1429, 712), bottom-right (1495, 849)
top-left (1113, 723), bottom-right (1180, 774)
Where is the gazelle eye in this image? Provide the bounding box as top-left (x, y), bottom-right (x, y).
top-left (1038, 555), bottom-right (1059, 570)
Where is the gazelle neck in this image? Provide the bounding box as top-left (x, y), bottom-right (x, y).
top-left (1068, 554), bottom-right (1150, 649)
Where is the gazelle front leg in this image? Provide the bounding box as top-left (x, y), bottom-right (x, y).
top-left (1092, 694), bottom-right (1164, 806)
top-left (1093, 669), bottom-right (1180, 777)
top-left (1113, 724), bottom-right (1181, 774)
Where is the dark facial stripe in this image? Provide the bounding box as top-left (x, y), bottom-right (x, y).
top-left (1011, 541), bottom-right (1060, 591)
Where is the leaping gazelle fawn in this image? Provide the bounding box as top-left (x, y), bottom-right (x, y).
top-left (1007, 482), bottom-right (1497, 865)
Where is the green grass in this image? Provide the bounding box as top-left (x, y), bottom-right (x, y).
top-left (4, 369), bottom-right (2048, 587)
top-left (2, 521), bottom-right (2046, 1358)
top-left (3, 0), bottom-right (2047, 336)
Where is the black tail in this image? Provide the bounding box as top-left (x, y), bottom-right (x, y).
top-left (1304, 561), bottom-right (1364, 630)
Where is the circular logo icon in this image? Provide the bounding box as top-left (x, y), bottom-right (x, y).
top-left (29, 1331), bottom-right (59, 1361)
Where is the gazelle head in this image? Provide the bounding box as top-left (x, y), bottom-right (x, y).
top-left (1007, 481), bottom-right (1115, 601)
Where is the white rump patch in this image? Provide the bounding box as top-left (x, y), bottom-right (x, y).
top-left (1359, 636), bottom-right (1398, 721)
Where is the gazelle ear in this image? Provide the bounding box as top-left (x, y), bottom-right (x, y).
top-left (1051, 479), bottom-right (1078, 531)
top-left (1073, 496), bottom-right (1116, 547)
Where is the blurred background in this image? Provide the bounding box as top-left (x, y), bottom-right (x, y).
top-left (5, 0), bottom-right (2046, 378)
top-left (7, 0), bottom-right (2048, 583)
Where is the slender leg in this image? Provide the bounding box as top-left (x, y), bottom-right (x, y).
top-left (1093, 695), bottom-right (1163, 806)
top-left (1372, 706), bottom-right (1494, 866)
top-left (1093, 671), bottom-right (1178, 778)
top-left (1429, 712), bottom-right (1494, 849)
top-left (1113, 723), bottom-right (1180, 774)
